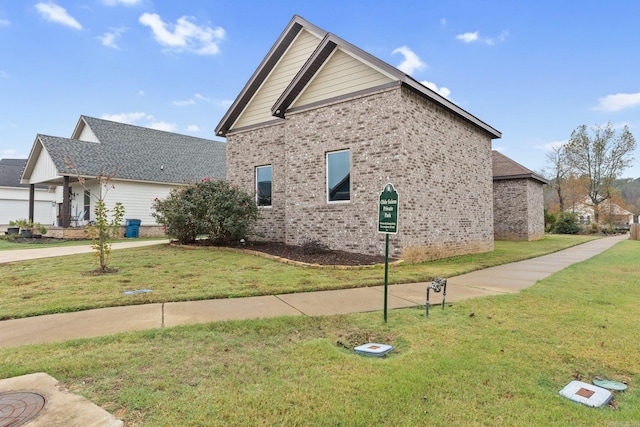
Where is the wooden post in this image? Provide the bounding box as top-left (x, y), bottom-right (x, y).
top-left (630, 224), bottom-right (639, 240)
top-left (62, 176), bottom-right (71, 228)
top-left (28, 184), bottom-right (35, 223)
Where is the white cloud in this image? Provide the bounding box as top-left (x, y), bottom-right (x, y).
top-left (539, 140), bottom-right (567, 151)
top-left (440, 18), bottom-right (447, 27)
top-left (392, 45), bottom-right (426, 75)
top-left (217, 99), bottom-right (233, 108)
top-left (0, 18), bottom-right (9, 26)
top-left (173, 99), bottom-right (196, 106)
top-left (187, 124), bottom-right (200, 132)
top-left (102, 0), bottom-right (142, 5)
top-left (139, 13), bottom-right (225, 55)
top-left (421, 80), bottom-right (451, 98)
top-left (456, 32), bottom-right (478, 43)
top-left (195, 93), bottom-right (210, 101)
top-left (98, 27), bottom-right (126, 49)
top-left (0, 70), bottom-right (8, 79)
top-left (101, 112), bottom-right (177, 132)
top-left (137, 90), bottom-right (145, 96)
top-left (35, 2), bottom-right (82, 30)
top-left (101, 112), bottom-right (150, 124)
top-left (149, 121), bottom-right (177, 132)
top-left (456, 30), bottom-right (508, 45)
top-left (594, 92), bottom-right (640, 112)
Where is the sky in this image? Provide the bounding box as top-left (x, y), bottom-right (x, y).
top-left (1, 0), bottom-right (640, 178)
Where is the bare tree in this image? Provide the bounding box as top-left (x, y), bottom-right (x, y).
top-left (543, 145), bottom-right (570, 211)
top-left (564, 122), bottom-right (637, 223)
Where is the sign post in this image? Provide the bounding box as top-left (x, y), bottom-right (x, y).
top-left (378, 183), bottom-right (399, 323)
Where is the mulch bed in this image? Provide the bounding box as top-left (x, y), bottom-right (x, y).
top-left (5, 236), bottom-right (391, 266)
top-left (220, 241), bottom-right (390, 266)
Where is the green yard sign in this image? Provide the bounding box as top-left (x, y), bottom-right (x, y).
top-left (378, 183), bottom-right (399, 234)
top-left (378, 183), bottom-right (399, 323)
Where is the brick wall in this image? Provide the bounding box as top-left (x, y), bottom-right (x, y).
top-left (493, 178), bottom-right (545, 241)
top-left (227, 85), bottom-right (496, 261)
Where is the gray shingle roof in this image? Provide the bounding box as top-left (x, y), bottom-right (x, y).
top-left (492, 150), bottom-right (548, 184)
top-left (39, 116), bottom-right (226, 184)
top-left (0, 158), bottom-right (28, 187)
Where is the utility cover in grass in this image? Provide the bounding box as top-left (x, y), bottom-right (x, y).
top-left (559, 380), bottom-right (613, 407)
top-left (592, 378), bottom-right (627, 391)
top-left (354, 343), bottom-right (394, 357)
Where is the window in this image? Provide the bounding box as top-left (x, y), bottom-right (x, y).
top-left (327, 150), bottom-right (350, 202)
top-left (256, 165), bottom-right (272, 206)
top-left (83, 190), bottom-right (91, 220)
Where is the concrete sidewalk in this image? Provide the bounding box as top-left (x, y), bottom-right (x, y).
top-left (0, 239), bottom-right (170, 264)
top-left (0, 235), bottom-right (627, 350)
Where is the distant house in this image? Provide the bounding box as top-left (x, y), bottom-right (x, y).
top-left (21, 116), bottom-right (226, 234)
top-left (0, 158), bottom-right (53, 225)
top-left (492, 151), bottom-right (548, 240)
top-left (571, 197), bottom-right (634, 226)
top-left (216, 15), bottom-right (507, 261)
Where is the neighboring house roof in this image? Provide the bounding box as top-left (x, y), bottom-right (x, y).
top-left (0, 159), bottom-right (28, 187)
top-left (22, 116), bottom-right (226, 185)
top-left (573, 197), bottom-right (633, 217)
top-left (215, 15), bottom-right (501, 139)
top-left (0, 158), bottom-right (48, 189)
top-left (492, 151), bottom-right (548, 184)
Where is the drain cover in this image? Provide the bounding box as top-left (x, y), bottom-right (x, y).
top-left (0, 392), bottom-right (46, 427)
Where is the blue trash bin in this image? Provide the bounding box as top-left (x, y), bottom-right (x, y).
top-left (125, 219), bottom-right (141, 238)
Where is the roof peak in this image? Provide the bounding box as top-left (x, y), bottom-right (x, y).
top-left (216, 14), bottom-right (501, 139)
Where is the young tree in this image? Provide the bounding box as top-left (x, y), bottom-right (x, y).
top-left (65, 157), bottom-right (125, 272)
top-left (564, 123), bottom-right (637, 223)
top-left (543, 144), bottom-right (570, 211)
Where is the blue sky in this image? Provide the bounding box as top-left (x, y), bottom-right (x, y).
top-left (1, 0), bottom-right (639, 178)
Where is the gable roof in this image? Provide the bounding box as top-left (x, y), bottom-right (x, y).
top-left (492, 150), bottom-right (548, 184)
top-left (216, 15), bottom-right (501, 139)
top-left (22, 116), bottom-right (226, 185)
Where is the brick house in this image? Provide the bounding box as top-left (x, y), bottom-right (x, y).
top-left (492, 151), bottom-right (548, 240)
top-left (217, 15), bottom-right (507, 261)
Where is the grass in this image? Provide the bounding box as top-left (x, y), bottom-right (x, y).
top-left (0, 239), bottom-right (637, 426)
top-left (0, 234), bottom-right (597, 320)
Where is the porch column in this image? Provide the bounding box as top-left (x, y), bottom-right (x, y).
top-left (62, 176), bottom-right (71, 228)
top-left (29, 184), bottom-right (35, 223)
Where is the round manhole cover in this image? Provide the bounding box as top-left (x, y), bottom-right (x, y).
top-left (0, 392), bottom-right (46, 427)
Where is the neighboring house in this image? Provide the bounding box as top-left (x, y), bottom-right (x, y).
top-left (492, 151), bottom-right (548, 240)
top-left (21, 116), bottom-right (226, 232)
top-left (571, 197), bottom-right (634, 226)
top-left (216, 15), bottom-right (505, 261)
top-left (0, 158), bottom-right (53, 225)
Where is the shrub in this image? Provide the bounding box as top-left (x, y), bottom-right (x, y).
top-left (553, 212), bottom-right (581, 234)
top-left (544, 209), bottom-right (557, 233)
top-left (152, 178), bottom-right (259, 245)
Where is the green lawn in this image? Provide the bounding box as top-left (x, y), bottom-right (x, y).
top-left (0, 235), bottom-right (597, 320)
top-left (0, 238), bottom-right (637, 426)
